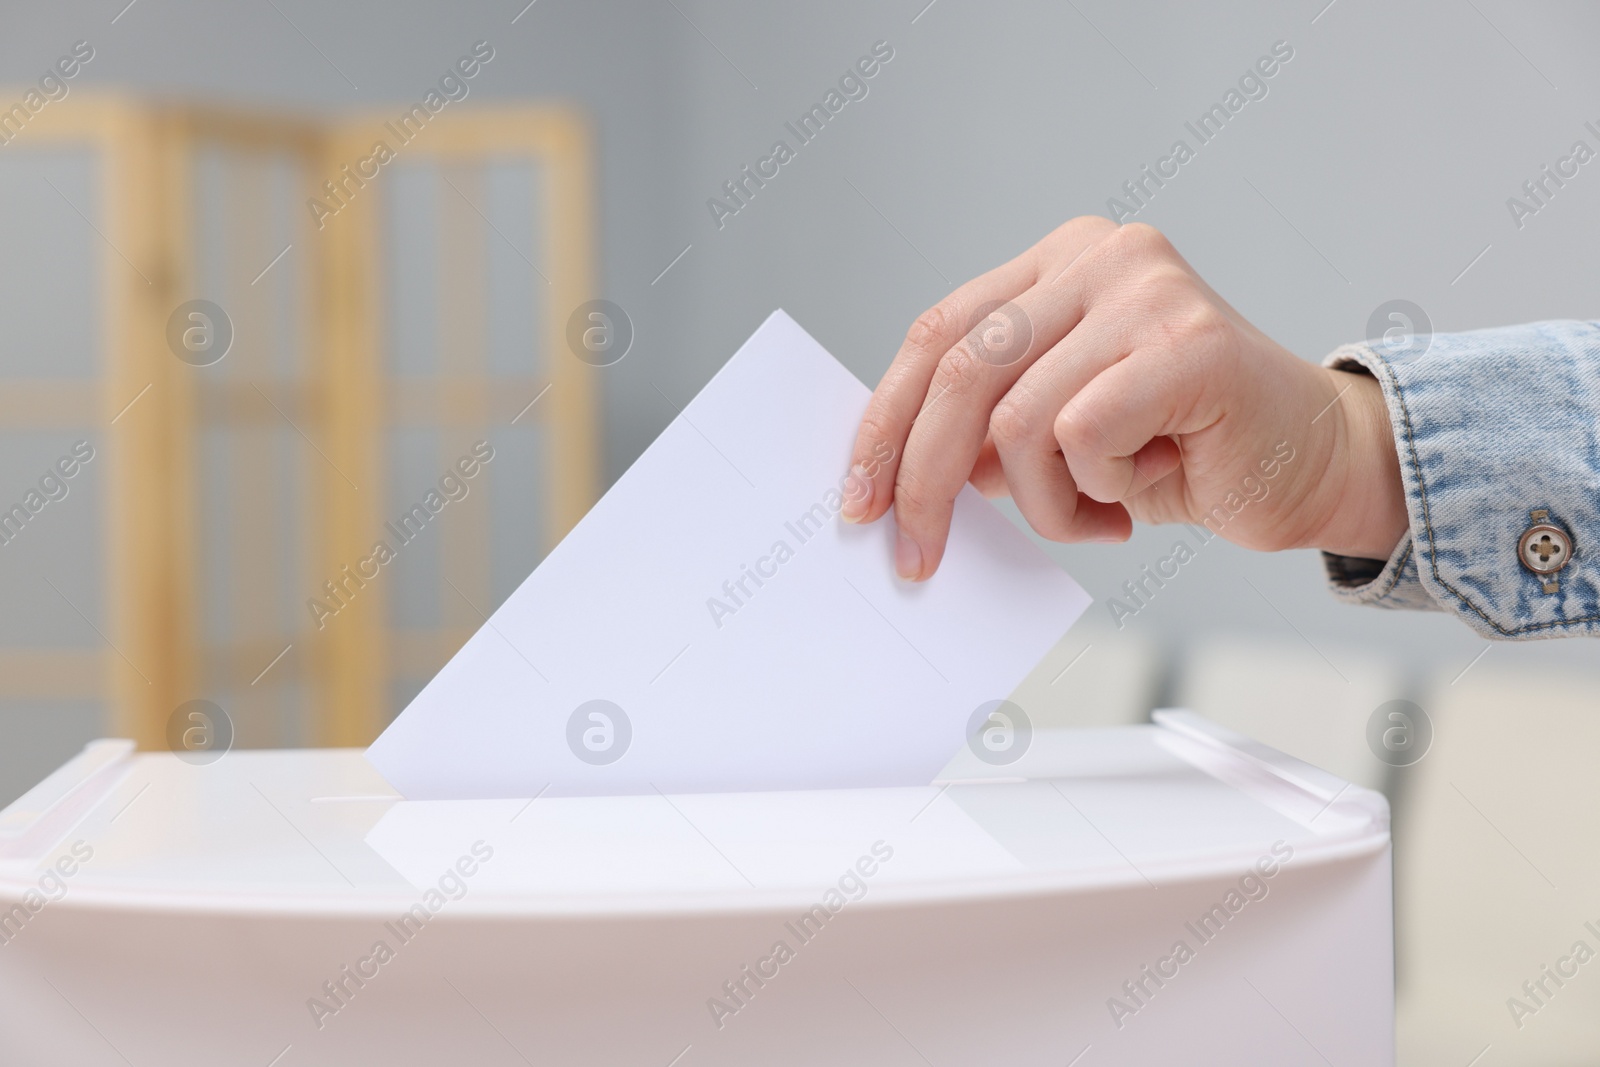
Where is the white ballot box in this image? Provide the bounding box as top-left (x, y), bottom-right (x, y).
top-left (0, 712), bottom-right (1393, 1065)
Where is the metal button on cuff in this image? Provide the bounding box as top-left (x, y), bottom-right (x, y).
top-left (1517, 509), bottom-right (1573, 594)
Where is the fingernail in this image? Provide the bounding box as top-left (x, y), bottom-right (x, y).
top-left (841, 464), bottom-right (871, 523)
top-left (895, 531), bottom-right (923, 580)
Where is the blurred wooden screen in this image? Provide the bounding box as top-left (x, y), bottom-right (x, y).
top-left (0, 97), bottom-right (595, 756)
top-left (317, 110), bottom-right (597, 744)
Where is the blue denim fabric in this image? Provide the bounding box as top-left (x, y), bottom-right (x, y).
top-left (1322, 320), bottom-right (1600, 639)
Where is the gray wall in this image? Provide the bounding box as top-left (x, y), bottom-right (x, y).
top-left (642, 0), bottom-right (1600, 688)
top-left (2, 0), bottom-right (1597, 800)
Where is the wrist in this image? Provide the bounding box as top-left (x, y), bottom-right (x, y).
top-left (1309, 369), bottom-right (1408, 560)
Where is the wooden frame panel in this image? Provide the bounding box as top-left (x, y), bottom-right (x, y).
top-left (0, 97), bottom-right (596, 751)
top-left (318, 107), bottom-right (596, 745)
top-left (10, 97), bottom-right (198, 747)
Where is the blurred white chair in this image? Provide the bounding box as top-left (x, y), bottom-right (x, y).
top-left (1173, 634), bottom-right (1401, 791)
top-left (1009, 621), bottom-right (1158, 729)
top-left (1395, 662), bottom-right (1600, 1067)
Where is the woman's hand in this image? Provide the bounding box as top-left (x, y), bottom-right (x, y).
top-left (841, 217), bottom-right (1408, 579)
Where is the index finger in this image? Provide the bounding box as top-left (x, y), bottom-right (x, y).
top-left (840, 254), bottom-right (1039, 526)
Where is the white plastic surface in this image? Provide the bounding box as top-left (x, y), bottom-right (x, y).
top-left (0, 723), bottom-right (1386, 915)
top-left (0, 717), bottom-right (1395, 1066)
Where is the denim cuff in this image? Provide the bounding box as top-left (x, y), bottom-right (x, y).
top-left (1324, 536), bottom-right (1440, 612)
top-left (1320, 321), bottom-right (1600, 640)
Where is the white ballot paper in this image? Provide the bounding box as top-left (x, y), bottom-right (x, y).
top-left (366, 310), bottom-right (1090, 798)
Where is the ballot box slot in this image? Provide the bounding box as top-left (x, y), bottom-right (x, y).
top-left (1154, 710), bottom-right (1387, 836)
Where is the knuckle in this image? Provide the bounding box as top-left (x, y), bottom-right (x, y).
top-left (1166, 298), bottom-right (1234, 352)
top-left (1076, 235), bottom-right (1191, 319)
top-left (1053, 403), bottom-right (1099, 455)
top-left (891, 468), bottom-right (933, 519)
top-left (1143, 260), bottom-right (1192, 289)
top-left (1052, 214), bottom-right (1118, 247)
top-left (988, 398), bottom-right (1038, 449)
top-left (904, 301), bottom-right (961, 358)
top-left (1094, 221), bottom-right (1171, 268)
top-left (1117, 221), bottom-right (1171, 255)
top-left (1073, 214), bottom-right (1120, 236)
top-left (929, 342), bottom-right (987, 398)
top-left (853, 411), bottom-right (899, 462)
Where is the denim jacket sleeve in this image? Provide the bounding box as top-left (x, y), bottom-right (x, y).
top-left (1320, 320), bottom-right (1600, 640)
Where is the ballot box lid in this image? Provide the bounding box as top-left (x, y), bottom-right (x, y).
top-left (0, 712), bottom-right (1388, 918)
